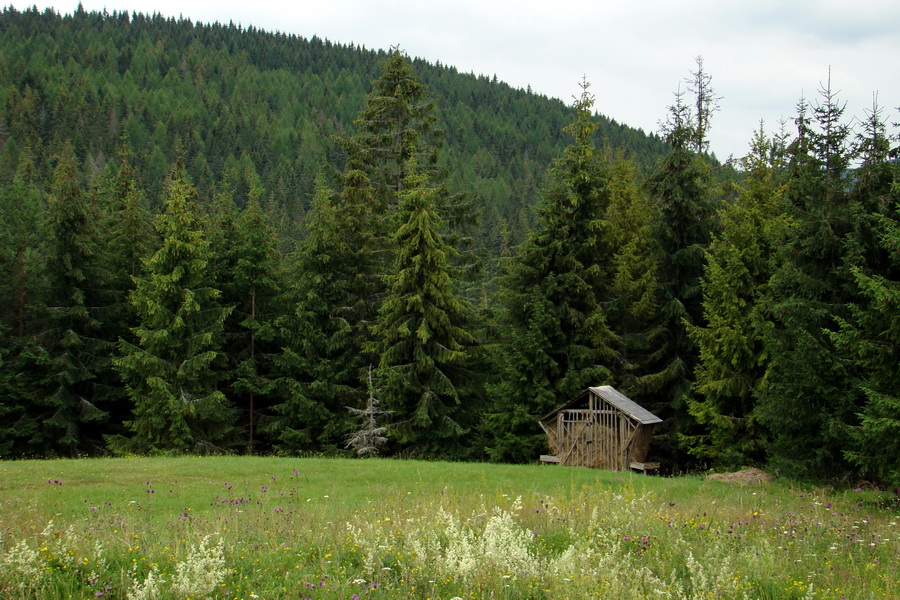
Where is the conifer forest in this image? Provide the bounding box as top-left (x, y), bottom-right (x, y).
top-left (1, 6), bottom-right (898, 487)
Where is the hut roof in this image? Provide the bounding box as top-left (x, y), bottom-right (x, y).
top-left (540, 385), bottom-right (662, 425)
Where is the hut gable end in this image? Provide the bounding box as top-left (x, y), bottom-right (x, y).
top-left (538, 386), bottom-right (660, 471)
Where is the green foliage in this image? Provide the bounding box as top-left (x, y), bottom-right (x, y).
top-left (372, 165), bottom-right (478, 454)
top-left (207, 195), bottom-right (285, 453)
top-left (339, 48), bottom-right (440, 211)
top-left (643, 86), bottom-right (717, 465)
top-left (603, 153), bottom-right (666, 397)
top-left (0, 153), bottom-right (46, 339)
top-left (830, 192), bottom-right (900, 486)
top-left (39, 143), bottom-right (114, 454)
top-left (756, 83), bottom-right (860, 479)
top-left (231, 201), bottom-right (284, 450)
top-left (0, 155), bottom-right (50, 456)
top-left (686, 126), bottom-right (789, 468)
top-left (268, 177), bottom-right (373, 452)
top-left (0, 335), bottom-right (46, 457)
top-left (112, 163), bottom-right (236, 454)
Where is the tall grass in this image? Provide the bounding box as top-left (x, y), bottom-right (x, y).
top-left (0, 456), bottom-right (897, 599)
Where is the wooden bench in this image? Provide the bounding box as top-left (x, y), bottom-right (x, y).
top-left (630, 461), bottom-right (660, 472)
top-left (540, 455), bottom-right (560, 464)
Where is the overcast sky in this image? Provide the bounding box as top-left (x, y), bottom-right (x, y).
top-left (20, 0), bottom-right (900, 161)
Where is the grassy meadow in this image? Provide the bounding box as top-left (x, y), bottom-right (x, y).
top-left (0, 456), bottom-right (897, 599)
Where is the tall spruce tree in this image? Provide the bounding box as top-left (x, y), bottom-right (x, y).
top-left (485, 82), bottom-right (617, 462)
top-left (846, 97), bottom-right (897, 278)
top-left (644, 82), bottom-right (716, 465)
top-left (338, 47), bottom-right (473, 260)
top-left (268, 49), bottom-right (474, 454)
top-left (827, 100), bottom-right (900, 486)
top-left (371, 164), bottom-right (478, 455)
top-left (40, 143), bottom-right (112, 454)
top-left (0, 155), bottom-right (46, 456)
top-left (202, 185), bottom-right (283, 452)
top-left (269, 176), bottom-right (375, 452)
top-left (92, 147), bottom-right (154, 433)
top-left (99, 147), bottom-right (153, 303)
top-left (686, 125), bottom-right (789, 468)
top-left (221, 198), bottom-right (283, 453)
top-left (757, 78), bottom-right (860, 478)
top-left (112, 161), bottom-right (236, 454)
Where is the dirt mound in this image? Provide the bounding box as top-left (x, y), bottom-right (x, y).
top-left (706, 468), bottom-right (772, 485)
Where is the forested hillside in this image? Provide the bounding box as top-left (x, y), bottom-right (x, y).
top-left (0, 5), bottom-right (666, 248)
top-left (1, 6), bottom-right (898, 489)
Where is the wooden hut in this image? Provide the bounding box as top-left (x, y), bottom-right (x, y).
top-left (538, 386), bottom-right (662, 471)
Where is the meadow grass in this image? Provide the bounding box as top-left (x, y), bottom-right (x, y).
top-left (0, 456), bottom-right (897, 599)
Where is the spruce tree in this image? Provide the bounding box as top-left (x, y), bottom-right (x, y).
top-left (338, 47), bottom-right (473, 261)
top-left (686, 125), bottom-right (789, 468)
top-left (219, 198), bottom-right (283, 452)
top-left (100, 148), bottom-right (153, 294)
top-left (93, 146), bottom-right (154, 434)
top-left (112, 162), bottom-right (236, 454)
top-left (486, 83), bottom-right (617, 462)
top-left (644, 80), bottom-right (717, 465)
top-left (268, 49), bottom-right (475, 454)
top-left (757, 78), bottom-right (859, 478)
top-left (827, 101), bottom-right (900, 486)
top-left (371, 163), bottom-right (478, 454)
top-left (40, 143), bottom-right (112, 454)
top-left (269, 176), bottom-right (375, 452)
top-left (846, 97), bottom-right (897, 278)
top-left (0, 157), bottom-right (46, 455)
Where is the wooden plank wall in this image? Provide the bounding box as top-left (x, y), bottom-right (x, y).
top-left (556, 396), bottom-right (642, 469)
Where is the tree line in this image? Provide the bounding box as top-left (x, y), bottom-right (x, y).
top-left (1, 8), bottom-right (898, 487)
